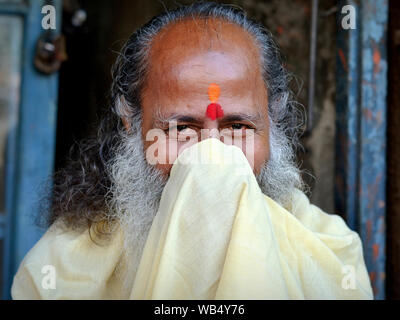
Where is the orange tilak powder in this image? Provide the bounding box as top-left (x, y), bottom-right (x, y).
top-left (208, 83), bottom-right (220, 103)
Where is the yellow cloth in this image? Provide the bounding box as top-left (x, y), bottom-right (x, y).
top-left (12, 138), bottom-right (373, 299)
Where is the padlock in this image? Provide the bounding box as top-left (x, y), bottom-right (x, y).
top-left (34, 33), bottom-right (68, 75)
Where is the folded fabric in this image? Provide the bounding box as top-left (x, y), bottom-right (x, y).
top-left (11, 138), bottom-right (373, 299)
top-left (130, 138), bottom-right (372, 299)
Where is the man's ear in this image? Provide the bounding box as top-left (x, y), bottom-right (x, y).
top-left (116, 95), bottom-right (132, 132)
top-left (122, 117), bottom-right (131, 132)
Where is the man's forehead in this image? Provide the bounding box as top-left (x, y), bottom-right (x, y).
top-left (148, 17), bottom-right (260, 58)
top-left (146, 17), bottom-right (262, 82)
top-left (143, 17), bottom-right (266, 105)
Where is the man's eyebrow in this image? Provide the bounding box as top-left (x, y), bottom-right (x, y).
top-left (219, 112), bottom-right (265, 127)
top-left (153, 109), bottom-right (266, 127)
top-left (153, 111), bottom-right (203, 126)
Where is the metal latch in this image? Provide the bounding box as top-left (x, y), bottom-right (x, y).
top-left (34, 33), bottom-right (68, 75)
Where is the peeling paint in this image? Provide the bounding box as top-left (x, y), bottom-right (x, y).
top-left (335, 0), bottom-right (388, 300)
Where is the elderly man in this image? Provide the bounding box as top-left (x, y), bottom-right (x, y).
top-left (12, 2), bottom-right (372, 299)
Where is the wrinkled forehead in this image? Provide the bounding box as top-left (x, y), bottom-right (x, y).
top-left (143, 17), bottom-right (266, 103)
top-left (148, 17), bottom-right (261, 61)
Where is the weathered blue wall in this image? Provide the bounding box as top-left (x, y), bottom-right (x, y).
top-left (1, 0), bottom-right (61, 299)
top-left (336, 0), bottom-right (388, 300)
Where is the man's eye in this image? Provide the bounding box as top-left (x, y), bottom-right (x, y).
top-left (165, 125), bottom-right (190, 133)
top-left (176, 125), bottom-right (189, 131)
top-left (231, 123), bottom-right (250, 130)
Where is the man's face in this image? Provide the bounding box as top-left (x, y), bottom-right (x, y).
top-left (140, 18), bottom-right (270, 175)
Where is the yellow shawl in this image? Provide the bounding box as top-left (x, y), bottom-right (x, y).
top-left (12, 139), bottom-right (373, 299)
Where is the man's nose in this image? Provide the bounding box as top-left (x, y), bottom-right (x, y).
top-left (201, 119), bottom-right (220, 140)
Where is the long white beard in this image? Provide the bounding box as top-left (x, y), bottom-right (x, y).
top-left (105, 125), bottom-right (167, 274)
top-left (256, 121), bottom-right (303, 208)
top-left (106, 120), bottom-right (302, 274)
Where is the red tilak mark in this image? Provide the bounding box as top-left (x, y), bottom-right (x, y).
top-left (206, 103), bottom-right (224, 120)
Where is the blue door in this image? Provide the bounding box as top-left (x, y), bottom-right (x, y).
top-left (0, 0), bottom-right (61, 299)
